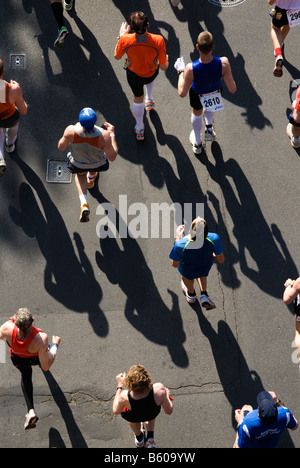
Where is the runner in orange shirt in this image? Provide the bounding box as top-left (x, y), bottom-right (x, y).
top-left (114, 11), bottom-right (169, 141)
top-left (0, 59), bottom-right (28, 176)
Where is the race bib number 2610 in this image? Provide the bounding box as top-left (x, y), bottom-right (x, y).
top-left (200, 90), bottom-right (224, 112)
top-left (287, 8), bottom-right (300, 27)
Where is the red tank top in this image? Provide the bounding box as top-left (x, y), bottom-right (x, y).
top-left (7, 318), bottom-right (42, 358)
top-left (295, 87), bottom-right (300, 112)
top-left (0, 82), bottom-right (16, 119)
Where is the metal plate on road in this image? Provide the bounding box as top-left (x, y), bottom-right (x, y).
top-left (46, 160), bottom-right (72, 184)
top-left (10, 54), bottom-right (26, 69)
top-left (208, 0), bottom-right (245, 6)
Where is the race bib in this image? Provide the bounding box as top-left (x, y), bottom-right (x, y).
top-left (287, 8), bottom-right (300, 27)
top-left (0, 81), bottom-right (6, 103)
top-left (200, 90), bottom-right (224, 112)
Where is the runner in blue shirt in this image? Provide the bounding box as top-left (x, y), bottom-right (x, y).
top-left (174, 31), bottom-right (236, 154)
top-left (169, 217), bottom-right (224, 309)
top-left (234, 391), bottom-right (298, 448)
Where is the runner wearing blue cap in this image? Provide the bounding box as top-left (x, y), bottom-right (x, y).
top-left (58, 108), bottom-right (118, 222)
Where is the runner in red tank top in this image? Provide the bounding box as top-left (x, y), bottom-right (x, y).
top-left (0, 59), bottom-right (28, 176)
top-left (0, 308), bottom-right (61, 430)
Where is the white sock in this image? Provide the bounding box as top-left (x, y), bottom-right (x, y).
top-left (79, 194), bottom-right (87, 206)
top-left (133, 102), bottom-right (144, 129)
top-left (6, 124), bottom-right (18, 145)
top-left (87, 172), bottom-right (96, 181)
top-left (191, 114), bottom-right (203, 145)
top-left (203, 110), bottom-right (213, 128)
top-left (145, 81), bottom-right (155, 102)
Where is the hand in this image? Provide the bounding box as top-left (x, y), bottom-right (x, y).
top-left (174, 57), bottom-right (186, 73)
top-left (268, 391), bottom-right (278, 404)
top-left (104, 122), bottom-right (115, 134)
top-left (234, 409), bottom-right (243, 425)
top-left (284, 278), bottom-right (294, 288)
top-left (119, 21), bottom-right (130, 36)
top-left (52, 336), bottom-right (61, 347)
top-left (175, 225), bottom-right (185, 240)
top-left (116, 372), bottom-right (126, 386)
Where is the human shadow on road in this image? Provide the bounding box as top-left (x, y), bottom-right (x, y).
top-left (200, 141), bottom-right (298, 301)
top-left (192, 301), bottom-right (294, 447)
top-left (8, 154), bottom-right (108, 337)
top-left (44, 370), bottom-right (88, 448)
top-left (93, 192), bottom-right (188, 368)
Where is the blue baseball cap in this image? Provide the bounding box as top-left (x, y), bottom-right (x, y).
top-left (79, 108), bottom-right (97, 132)
top-left (257, 391), bottom-right (278, 422)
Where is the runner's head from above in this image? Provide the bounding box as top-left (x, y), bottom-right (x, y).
top-left (129, 11), bottom-right (149, 35)
top-left (196, 31), bottom-right (214, 55)
top-left (79, 107), bottom-right (97, 134)
top-left (14, 308), bottom-right (34, 331)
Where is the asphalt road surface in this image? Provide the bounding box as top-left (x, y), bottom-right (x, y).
top-left (0, 0), bottom-right (299, 449)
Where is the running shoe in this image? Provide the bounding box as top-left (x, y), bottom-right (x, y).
top-left (145, 100), bottom-right (155, 111)
top-left (63, 0), bottom-right (74, 10)
top-left (144, 438), bottom-right (157, 448)
top-left (286, 123), bottom-right (300, 148)
top-left (189, 130), bottom-right (203, 155)
top-left (87, 172), bottom-right (98, 190)
top-left (181, 280), bottom-right (197, 304)
top-left (79, 203), bottom-right (90, 223)
top-left (273, 55), bottom-right (283, 77)
top-left (200, 293), bottom-right (216, 310)
top-left (171, 0), bottom-right (181, 6)
top-left (134, 125), bottom-right (144, 141)
top-left (54, 26), bottom-right (69, 49)
top-left (0, 157), bottom-right (6, 177)
top-left (135, 423), bottom-right (145, 448)
top-left (204, 126), bottom-right (216, 141)
top-left (5, 136), bottom-right (17, 153)
top-left (24, 409), bottom-right (38, 430)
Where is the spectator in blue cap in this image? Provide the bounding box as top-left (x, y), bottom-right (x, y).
top-left (233, 390), bottom-right (298, 448)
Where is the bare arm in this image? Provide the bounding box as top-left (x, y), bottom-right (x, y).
top-left (113, 372), bottom-right (129, 414)
top-left (102, 122), bottom-right (118, 162)
top-left (154, 383), bottom-right (173, 415)
top-left (11, 81), bottom-right (28, 115)
top-left (0, 321), bottom-right (12, 341)
top-left (283, 277), bottom-right (300, 305)
top-left (58, 125), bottom-right (74, 152)
top-left (221, 57), bottom-right (236, 94)
top-left (214, 252), bottom-right (225, 264)
top-left (38, 334), bottom-right (61, 372)
top-left (178, 64), bottom-right (194, 98)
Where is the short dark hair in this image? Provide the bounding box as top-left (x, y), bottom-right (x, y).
top-left (197, 31), bottom-right (214, 55)
top-left (129, 11), bottom-right (149, 35)
top-left (0, 60), bottom-right (4, 76)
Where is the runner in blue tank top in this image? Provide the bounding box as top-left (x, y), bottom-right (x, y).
top-left (174, 31), bottom-right (236, 155)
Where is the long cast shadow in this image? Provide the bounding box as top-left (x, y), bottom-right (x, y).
top-left (191, 301), bottom-right (294, 447)
top-left (93, 191), bottom-right (189, 368)
top-left (8, 153), bottom-right (108, 336)
top-left (44, 370), bottom-right (88, 448)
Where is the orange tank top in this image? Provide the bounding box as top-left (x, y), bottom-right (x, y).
top-left (7, 318), bottom-right (42, 358)
top-left (0, 82), bottom-right (16, 119)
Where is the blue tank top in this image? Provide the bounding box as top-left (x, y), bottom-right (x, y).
top-left (191, 57), bottom-right (222, 95)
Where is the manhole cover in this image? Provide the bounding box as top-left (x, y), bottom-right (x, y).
top-left (208, 0), bottom-right (245, 6)
top-left (46, 160), bottom-right (72, 184)
top-left (10, 54), bottom-right (26, 69)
